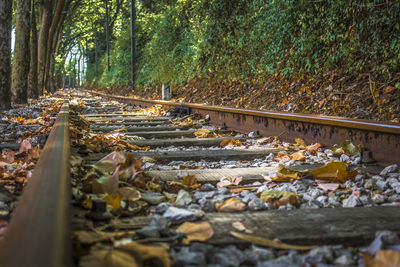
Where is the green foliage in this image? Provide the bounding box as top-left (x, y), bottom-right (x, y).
top-left (65, 0), bottom-right (400, 88)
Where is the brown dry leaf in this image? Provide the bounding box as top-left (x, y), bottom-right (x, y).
top-left (176, 221), bottom-right (214, 245)
top-left (230, 231), bottom-right (314, 250)
top-left (1, 150), bottom-right (15, 164)
top-left (140, 156), bottom-right (156, 163)
top-left (94, 151), bottom-right (127, 174)
top-left (125, 142), bottom-right (150, 151)
top-left (74, 230), bottom-right (114, 244)
top-left (118, 187), bottom-right (141, 202)
top-left (273, 152), bottom-right (291, 162)
top-left (310, 161), bottom-right (357, 183)
top-left (306, 143), bottom-right (322, 153)
top-left (295, 138), bottom-right (307, 147)
top-left (232, 221), bottom-right (253, 234)
top-left (168, 174), bottom-right (201, 190)
top-left (291, 151), bottom-right (305, 161)
top-left (80, 249), bottom-right (139, 267)
top-left (215, 197), bottom-right (245, 212)
top-left (220, 138), bottom-right (243, 148)
top-left (384, 86), bottom-right (396, 94)
top-left (364, 250), bottom-right (400, 267)
top-left (217, 176), bottom-right (243, 188)
top-left (194, 129), bottom-right (215, 138)
top-left (19, 139), bottom-right (32, 153)
top-left (92, 166), bottom-right (120, 194)
top-left (26, 146), bottom-right (41, 161)
top-left (80, 242), bottom-right (170, 267)
top-left (271, 165), bottom-right (301, 182)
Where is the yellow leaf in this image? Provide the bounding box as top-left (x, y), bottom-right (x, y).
top-left (271, 165), bottom-right (302, 182)
top-left (194, 129), bottom-right (215, 138)
top-left (215, 197), bottom-right (245, 212)
top-left (310, 161), bottom-right (357, 183)
top-left (176, 221), bottom-right (214, 245)
top-left (230, 231), bottom-right (314, 250)
top-left (104, 194), bottom-right (123, 211)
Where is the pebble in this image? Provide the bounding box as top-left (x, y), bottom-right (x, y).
top-left (376, 180), bottom-right (388, 191)
top-left (247, 198), bottom-right (267, 211)
top-left (175, 249), bottom-right (206, 266)
top-left (155, 202), bottom-right (171, 214)
top-left (175, 189), bottom-right (193, 207)
top-left (342, 194), bottom-right (361, 208)
top-left (372, 194), bottom-right (385, 204)
top-left (201, 183), bottom-right (216, 191)
top-left (333, 254), bottom-right (354, 265)
top-left (380, 164), bottom-right (398, 176)
top-left (141, 192), bottom-right (166, 205)
top-left (246, 246), bottom-right (274, 263)
top-left (212, 245), bottom-right (247, 267)
top-left (163, 207), bottom-right (198, 224)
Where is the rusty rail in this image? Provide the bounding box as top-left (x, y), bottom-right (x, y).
top-left (0, 103), bottom-right (71, 267)
top-left (83, 90), bottom-right (400, 165)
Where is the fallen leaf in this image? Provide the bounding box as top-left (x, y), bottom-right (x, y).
top-left (384, 86), bottom-right (396, 94)
top-left (74, 230), bottom-right (114, 244)
top-left (295, 138), bottom-right (307, 147)
top-left (306, 143), bottom-right (321, 153)
top-left (176, 221), bottom-right (214, 245)
top-left (168, 174), bottom-right (201, 190)
top-left (217, 176), bottom-right (243, 188)
top-left (215, 197), bottom-right (245, 212)
top-left (291, 151), bottom-right (305, 161)
top-left (332, 140), bottom-right (363, 157)
top-left (271, 165), bottom-right (302, 182)
top-left (220, 138), bottom-right (243, 147)
top-left (259, 189), bottom-right (297, 203)
top-left (310, 161), bottom-right (357, 183)
top-left (232, 221), bottom-right (253, 234)
top-left (104, 194), bottom-right (123, 211)
top-left (194, 129), bottom-right (215, 138)
top-left (92, 166), bottom-right (120, 194)
top-left (118, 187), bottom-right (141, 202)
top-left (318, 183), bottom-right (340, 191)
top-left (80, 242), bottom-right (170, 267)
top-left (230, 231), bottom-right (314, 250)
top-left (364, 250), bottom-right (400, 267)
top-left (19, 139), bottom-right (32, 153)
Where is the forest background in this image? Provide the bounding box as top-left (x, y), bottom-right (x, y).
top-left (3, 0), bottom-right (400, 121)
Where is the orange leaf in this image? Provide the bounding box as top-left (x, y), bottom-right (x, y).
top-left (215, 197), bottom-right (245, 212)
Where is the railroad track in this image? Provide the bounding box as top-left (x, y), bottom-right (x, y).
top-left (0, 89), bottom-right (400, 266)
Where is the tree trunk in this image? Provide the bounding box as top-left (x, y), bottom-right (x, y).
top-left (37, 1), bottom-right (54, 94)
top-left (28, 0), bottom-right (39, 99)
top-left (44, 0), bottom-right (66, 92)
top-left (0, 0), bottom-right (13, 109)
top-left (12, 0), bottom-right (31, 104)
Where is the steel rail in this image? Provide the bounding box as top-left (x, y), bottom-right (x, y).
top-left (82, 90), bottom-right (400, 164)
top-left (0, 103), bottom-right (71, 267)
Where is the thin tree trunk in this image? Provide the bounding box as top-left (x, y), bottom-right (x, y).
top-left (0, 0), bottom-right (12, 109)
top-left (44, 0), bottom-right (66, 92)
top-left (38, 0), bottom-right (54, 93)
top-left (12, 0), bottom-right (31, 104)
top-left (28, 0), bottom-right (39, 99)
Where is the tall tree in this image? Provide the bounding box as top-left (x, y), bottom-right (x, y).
top-left (37, 0), bottom-right (55, 93)
top-left (28, 0), bottom-right (39, 99)
top-left (12, 0), bottom-right (31, 104)
top-left (0, 0), bottom-right (12, 109)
